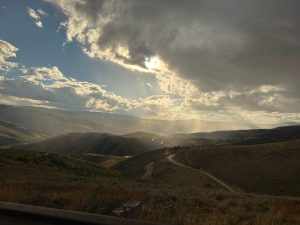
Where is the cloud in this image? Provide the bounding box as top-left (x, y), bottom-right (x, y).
top-left (1, 65), bottom-right (299, 125)
top-left (0, 40), bottom-right (187, 117)
top-left (27, 7), bottom-right (48, 28)
top-left (0, 40), bottom-right (18, 72)
top-left (37, 9), bottom-right (48, 17)
top-left (47, 0), bottom-right (300, 114)
top-left (0, 93), bottom-right (53, 109)
top-left (0, 65), bottom-right (195, 118)
top-left (0, 66), bottom-right (139, 111)
top-left (1, 37), bottom-right (299, 126)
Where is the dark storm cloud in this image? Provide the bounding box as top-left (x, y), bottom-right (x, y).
top-left (49, 0), bottom-right (300, 112)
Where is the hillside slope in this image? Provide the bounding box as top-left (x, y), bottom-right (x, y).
top-left (0, 104), bottom-right (113, 136)
top-left (20, 132), bottom-right (167, 156)
top-left (0, 104), bottom-right (272, 134)
top-left (0, 149), bottom-right (118, 179)
top-left (187, 125), bottom-right (300, 145)
top-left (114, 148), bottom-right (229, 190)
top-left (0, 120), bottom-right (42, 147)
top-left (175, 140), bottom-right (300, 196)
top-left (2, 149), bottom-right (297, 225)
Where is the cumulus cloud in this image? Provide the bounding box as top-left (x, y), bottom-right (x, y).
top-left (0, 66), bottom-right (137, 111)
top-left (27, 7), bottom-right (48, 28)
top-left (0, 40), bottom-right (18, 71)
top-left (0, 63), bottom-right (187, 116)
top-left (0, 93), bottom-right (53, 109)
top-left (1, 65), bottom-right (299, 124)
top-left (47, 0), bottom-right (300, 114)
top-left (0, 39), bottom-right (189, 118)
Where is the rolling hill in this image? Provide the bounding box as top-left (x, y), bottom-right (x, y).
top-left (0, 104), bottom-right (114, 136)
top-left (2, 148), bottom-right (296, 225)
top-left (113, 148), bottom-right (226, 189)
top-left (174, 139), bottom-right (300, 196)
top-left (185, 125), bottom-right (300, 145)
top-left (0, 120), bottom-right (43, 147)
top-left (0, 149), bottom-right (119, 179)
top-left (0, 104), bottom-right (276, 135)
top-left (18, 132), bottom-right (168, 156)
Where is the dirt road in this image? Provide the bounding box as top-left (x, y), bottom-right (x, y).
top-left (167, 154), bottom-right (239, 194)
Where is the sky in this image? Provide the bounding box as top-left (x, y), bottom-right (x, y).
top-left (0, 0), bottom-right (300, 127)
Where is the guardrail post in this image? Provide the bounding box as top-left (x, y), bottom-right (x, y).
top-left (123, 200), bottom-right (141, 219)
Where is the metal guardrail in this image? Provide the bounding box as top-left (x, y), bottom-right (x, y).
top-left (0, 201), bottom-right (163, 225)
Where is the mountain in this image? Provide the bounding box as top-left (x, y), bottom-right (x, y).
top-left (66, 110), bottom-right (262, 134)
top-left (186, 125), bottom-right (300, 145)
top-left (0, 120), bottom-right (43, 147)
top-left (0, 104), bottom-right (275, 135)
top-left (19, 132), bottom-right (168, 156)
top-left (0, 104), bottom-right (114, 136)
top-left (1, 104), bottom-right (299, 150)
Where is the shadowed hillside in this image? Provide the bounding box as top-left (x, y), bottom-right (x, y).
top-left (174, 140), bottom-right (300, 197)
top-left (187, 125), bottom-right (300, 145)
top-left (0, 149), bottom-right (119, 179)
top-left (19, 132), bottom-right (167, 156)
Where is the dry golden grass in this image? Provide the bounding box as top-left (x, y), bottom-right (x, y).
top-left (0, 149), bottom-right (299, 225)
top-left (1, 180), bottom-right (299, 225)
top-left (174, 140), bottom-right (300, 196)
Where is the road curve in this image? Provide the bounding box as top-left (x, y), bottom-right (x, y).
top-left (167, 154), bottom-right (239, 194)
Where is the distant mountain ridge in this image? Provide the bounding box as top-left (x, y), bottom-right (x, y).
top-left (186, 125), bottom-right (300, 145)
top-left (0, 104), bottom-right (113, 136)
top-left (0, 120), bottom-right (42, 146)
top-left (0, 104), bottom-right (278, 136)
top-left (1, 104), bottom-right (300, 152)
top-left (18, 132), bottom-right (167, 156)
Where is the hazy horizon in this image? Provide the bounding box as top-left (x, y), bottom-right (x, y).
top-left (1, 103), bottom-right (298, 135)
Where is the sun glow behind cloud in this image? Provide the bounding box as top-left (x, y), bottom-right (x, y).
top-left (145, 56), bottom-right (161, 70)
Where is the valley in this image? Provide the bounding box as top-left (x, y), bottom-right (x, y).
top-left (0, 104), bottom-right (300, 225)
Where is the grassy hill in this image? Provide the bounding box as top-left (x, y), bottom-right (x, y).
top-left (187, 125), bottom-right (300, 145)
top-left (19, 132), bottom-right (167, 156)
top-left (174, 140), bottom-right (300, 196)
top-left (0, 149), bottom-right (119, 179)
top-left (0, 149), bottom-right (300, 225)
top-left (114, 148), bottom-right (229, 190)
top-left (74, 153), bottom-right (129, 168)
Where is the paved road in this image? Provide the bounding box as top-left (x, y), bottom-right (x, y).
top-left (167, 154), bottom-right (238, 194)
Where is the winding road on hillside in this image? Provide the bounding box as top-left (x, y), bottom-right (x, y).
top-left (167, 154), bottom-right (239, 194)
